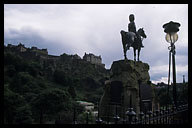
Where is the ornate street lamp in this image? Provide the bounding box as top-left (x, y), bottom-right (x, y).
top-left (163, 21), bottom-right (181, 108)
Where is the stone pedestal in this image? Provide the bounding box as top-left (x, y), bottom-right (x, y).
top-left (99, 59), bottom-right (150, 120)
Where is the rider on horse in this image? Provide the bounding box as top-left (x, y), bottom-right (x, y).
top-left (128, 14), bottom-right (144, 48)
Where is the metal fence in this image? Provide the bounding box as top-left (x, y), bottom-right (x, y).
top-left (68, 101), bottom-right (188, 124)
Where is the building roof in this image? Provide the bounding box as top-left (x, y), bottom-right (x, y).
top-left (76, 101), bottom-right (94, 106)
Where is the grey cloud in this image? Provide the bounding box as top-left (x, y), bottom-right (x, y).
top-left (4, 4), bottom-right (188, 83)
top-left (4, 27), bottom-right (74, 56)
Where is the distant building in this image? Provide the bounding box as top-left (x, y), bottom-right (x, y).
top-left (5, 43), bottom-right (107, 69)
top-left (7, 44), bottom-right (14, 48)
top-left (17, 43), bottom-right (27, 52)
top-left (76, 101), bottom-right (94, 112)
top-left (156, 82), bottom-right (167, 88)
top-left (7, 43), bottom-right (48, 56)
top-left (7, 43), bottom-right (27, 52)
top-left (83, 52), bottom-right (105, 68)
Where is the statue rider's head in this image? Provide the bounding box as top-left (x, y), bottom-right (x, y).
top-left (129, 14), bottom-right (135, 22)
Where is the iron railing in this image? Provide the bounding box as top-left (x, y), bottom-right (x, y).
top-left (56, 101), bottom-right (188, 124)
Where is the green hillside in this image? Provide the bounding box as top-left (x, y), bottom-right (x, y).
top-left (4, 44), bottom-right (110, 124)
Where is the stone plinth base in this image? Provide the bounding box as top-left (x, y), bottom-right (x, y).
top-left (99, 59), bottom-right (150, 120)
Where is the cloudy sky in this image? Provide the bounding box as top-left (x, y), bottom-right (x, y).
top-left (4, 4), bottom-right (188, 84)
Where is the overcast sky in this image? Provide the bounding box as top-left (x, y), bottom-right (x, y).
top-left (4, 4), bottom-right (188, 84)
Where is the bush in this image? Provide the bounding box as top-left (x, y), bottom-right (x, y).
top-left (4, 85), bottom-right (33, 124)
top-left (9, 72), bottom-right (34, 94)
top-left (31, 88), bottom-right (73, 123)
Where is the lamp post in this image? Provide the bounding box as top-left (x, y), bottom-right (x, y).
top-left (182, 75), bottom-right (185, 100)
top-left (163, 21), bottom-right (180, 108)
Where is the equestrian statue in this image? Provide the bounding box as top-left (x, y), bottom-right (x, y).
top-left (120, 14), bottom-right (147, 61)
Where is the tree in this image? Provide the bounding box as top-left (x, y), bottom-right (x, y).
top-left (68, 85), bottom-right (76, 99)
top-left (27, 62), bottom-right (42, 77)
top-left (31, 88), bottom-right (72, 123)
top-left (55, 102), bottom-right (85, 124)
top-left (9, 72), bottom-right (34, 95)
top-left (53, 70), bottom-right (67, 85)
top-left (154, 87), bottom-right (172, 106)
top-left (14, 104), bottom-right (33, 124)
top-left (4, 84), bottom-right (33, 124)
top-left (53, 70), bottom-right (75, 87)
top-left (4, 51), bottom-right (21, 66)
top-left (77, 112), bottom-right (95, 124)
top-left (4, 65), bottom-right (16, 77)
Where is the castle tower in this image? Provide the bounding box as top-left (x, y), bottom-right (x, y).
top-left (83, 53), bottom-right (105, 68)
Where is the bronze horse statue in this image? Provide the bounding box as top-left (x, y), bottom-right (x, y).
top-left (120, 28), bottom-right (147, 61)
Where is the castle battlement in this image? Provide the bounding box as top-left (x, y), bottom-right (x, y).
top-left (7, 43), bottom-right (48, 55)
top-left (7, 43), bottom-right (27, 52)
top-left (30, 46), bottom-right (48, 55)
top-left (5, 43), bottom-right (105, 68)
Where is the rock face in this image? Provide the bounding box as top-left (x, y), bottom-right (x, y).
top-left (99, 59), bottom-right (150, 120)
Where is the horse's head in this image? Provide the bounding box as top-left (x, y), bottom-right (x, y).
top-left (138, 28), bottom-right (147, 38)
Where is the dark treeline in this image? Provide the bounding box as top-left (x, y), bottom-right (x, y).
top-left (4, 45), bottom-right (108, 124)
